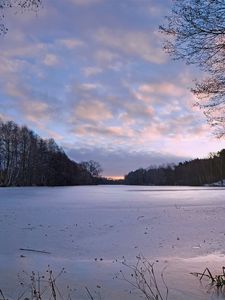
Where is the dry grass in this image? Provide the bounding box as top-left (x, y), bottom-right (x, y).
top-left (191, 266), bottom-right (225, 293)
top-left (0, 267), bottom-right (103, 300)
top-left (3, 259), bottom-right (225, 299)
top-left (0, 267), bottom-right (72, 300)
top-left (118, 255), bottom-right (168, 300)
top-left (0, 257), bottom-right (168, 300)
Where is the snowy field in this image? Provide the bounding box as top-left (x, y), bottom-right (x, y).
top-left (1, 185), bottom-right (225, 299)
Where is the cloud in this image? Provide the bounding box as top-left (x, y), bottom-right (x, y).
top-left (2, 40), bottom-right (46, 59)
top-left (58, 38), bottom-right (84, 49)
top-left (42, 54), bottom-right (60, 66)
top-left (0, 56), bottom-right (25, 74)
top-left (69, 0), bottom-right (103, 6)
top-left (73, 100), bottom-right (113, 123)
top-left (95, 28), bottom-right (167, 64)
top-left (66, 76), bottom-right (207, 148)
top-left (137, 82), bottom-right (184, 98)
top-left (94, 49), bottom-right (120, 65)
top-left (2, 80), bottom-right (60, 130)
top-left (75, 125), bottom-right (129, 138)
top-left (66, 146), bottom-right (190, 177)
top-left (148, 114), bottom-right (208, 138)
top-left (83, 66), bottom-right (103, 76)
top-left (79, 83), bottom-right (101, 90)
top-left (1, 0), bottom-right (225, 177)
top-left (24, 102), bottom-right (50, 123)
top-left (121, 101), bottom-right (154, 122)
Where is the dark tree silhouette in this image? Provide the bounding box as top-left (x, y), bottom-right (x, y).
top-left (0, 119), bottom-right (95, 186)
top-left (80, 160), bottom-right (103, 178)
top-left (160, 0), bottom-right (225, 136)
top-left (0, 0), bottom-right (42, 34)
top-left (125, 150), bottom-right (225, 186)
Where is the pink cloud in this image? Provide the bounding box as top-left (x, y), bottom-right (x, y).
top-left (137, 82), bottom-right (184, 99)
top-left (95, 28), bottom-right (167, 64)
top-left (73, 100), bottom-right (112, 123)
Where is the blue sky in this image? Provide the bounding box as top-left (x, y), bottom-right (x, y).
top-left (1, 0), bottom-right (225, 178)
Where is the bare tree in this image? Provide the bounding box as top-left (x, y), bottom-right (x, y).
top-left (0, 119), bottom-right (94, 186)
top-left (80, 160), bottom-right (103, 178)
top-left (160, 0), bottom-right (225, 136)
top-left (0, 0), bottom-right (42, 34)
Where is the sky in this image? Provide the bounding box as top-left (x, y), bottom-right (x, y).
top-left (1, 0), bottom-right (225, 178)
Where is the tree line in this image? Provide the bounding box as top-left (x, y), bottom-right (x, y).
top-left (0, 120), bottom-right (101, 186)
top-left (125, 150), bottom-right (225, 186)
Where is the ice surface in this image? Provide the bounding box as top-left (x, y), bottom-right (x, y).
top-left (1, 185), bottom-right (225, 299)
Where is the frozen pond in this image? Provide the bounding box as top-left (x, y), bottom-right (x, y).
top-left (1, 185), bottom-right (225, 299)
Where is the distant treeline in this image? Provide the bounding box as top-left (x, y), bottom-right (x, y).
top-left (0, 120), bottom-right (98, 186)
top-left (125, 150), bottom-right (225, 186)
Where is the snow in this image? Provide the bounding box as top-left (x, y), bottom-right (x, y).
top-left (1, 185), bottom-right (225, 299)
top-left (206, 179), bottom-right (225, 186)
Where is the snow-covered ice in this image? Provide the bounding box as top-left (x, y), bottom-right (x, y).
top-left (1, 185), bottom-right (225, 299)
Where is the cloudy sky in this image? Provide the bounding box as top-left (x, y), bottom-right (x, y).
top-left (1, 0), bottom-right (225, 178)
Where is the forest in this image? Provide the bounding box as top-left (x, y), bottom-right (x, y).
top-left (0, 120), bottom-right (96, 186)
top-left (2, 119), bottom-right (225, 187)
top-left (125, 151), bottom-right (225, 186)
